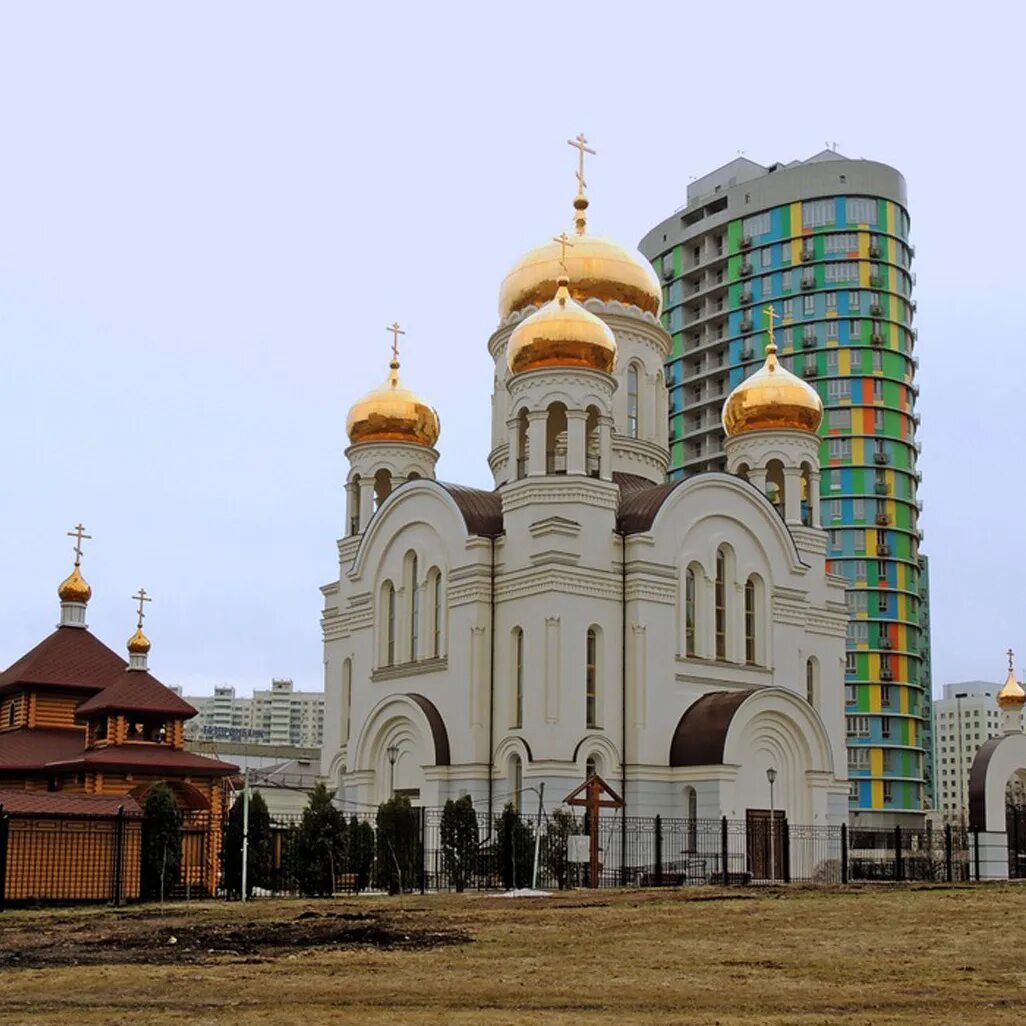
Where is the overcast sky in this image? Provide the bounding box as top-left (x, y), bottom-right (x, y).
top-left (1, 2), bottom-right (1022, 696)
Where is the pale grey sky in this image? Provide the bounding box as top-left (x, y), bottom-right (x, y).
top-left (1, 1), bottom-right (1022, 696)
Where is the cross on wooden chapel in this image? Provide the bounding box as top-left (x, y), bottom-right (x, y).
top-left (67, 523), bottom-right (91, 566)
top-left (132, 587), bottom-right (152, 629)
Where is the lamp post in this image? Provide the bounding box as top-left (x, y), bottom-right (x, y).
top-left (386, 744), bottom-right (399, 797)
top-left (766, 767), bottom-right (778, 883)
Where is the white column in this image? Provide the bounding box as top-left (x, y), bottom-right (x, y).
top-left (749, 467), bottom-right (767, 496)
top-left (507, 418), bottom-right (520, 478)
top-left (358, 478), bottom-right (375, 531)
top-left (599, 416), bottom-right (613, 481)
top-left (566, 409), bottom-right (587, 475)
top-left (527, 411), bottom-right (548, 476)
top-left (783, 467), bottom-right (803, 526)
top-left (810, 471), bottom-right (822, 527)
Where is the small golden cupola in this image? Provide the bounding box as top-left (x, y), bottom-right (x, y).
top-left (507, 232), bottom-right (618, 376)
top-left (126, 588), bottom-right (152, 670)
top-left (998, 649), bottom-right (1026, 709)
top-left (346, 323), bottom-right (440, 449)
top-left (58, 523), bottom-right (92, 628)
top-left (498, 134), bottom-right (662, 320)
top-left (722, 307), bottom-right (824, 436)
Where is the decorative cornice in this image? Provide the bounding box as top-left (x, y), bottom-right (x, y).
top-left (370, 656), bottom-right (448, 683)
top-left (500, 477), bottom-right (620, 515)
top-left (528, 516), bottom-right (581, 539)
top-left (496, 565), bottom-right (621, 603)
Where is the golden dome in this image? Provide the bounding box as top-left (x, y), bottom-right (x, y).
top-left (346, 360), bottom-right (440, 448)
top-left (507, 276), bottom-right (617, 375)
top-left (127, 626), bottom-right (151, 655)
top-left (998, 667), bottom-right (1026, 709)
top-left (498, 194), bottom-right (662, 320)
top-left (722, 343), bottom-right (824, 436)
top-left (58, 564), bottom-right (92, 604)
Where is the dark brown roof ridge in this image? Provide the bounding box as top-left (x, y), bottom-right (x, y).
top-left (0, 627), bottom-right (128, 695)
top-left (76, 670), bottom-right (197, 719)
top-left (436, 481), bottom-right (504, 538)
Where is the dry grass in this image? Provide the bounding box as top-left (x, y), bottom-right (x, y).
top-left (1, 885), bottom-right (1025, 1025)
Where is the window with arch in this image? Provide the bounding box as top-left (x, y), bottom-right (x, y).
top-left (342, 658), bottom-right (352, 742)
top-left (384, 582), bottom-right (396, 665)
top-left (586, 754), bottom-right (598, 779)
top-left (806, 657), bottom-right (819, 707)
top-left (585, 405), bottom-right (601, 478)
top-left (766, 459), bottom-right (785, 518)
top-left (516, 409), bottom-right (529, 479)
top-left (512, 627), bottom-right (524, 728)
top-left (374, 468), bottom-right (392, 512)
top-left (430, 568), bottom-right (443, 657)
top-left (348, 474), bottom-right (361, 535)
top-left (408, 553), bottom-right (419, 661)
top-left (509, 753), bottom-right (523, 813)
top-left (627, 364), bottom-right (640, 438)
top-left (586, 627), bottom-right (599, 728)
top-left (714, 550), bottom-right (727, 660)
top-left (685, 566), bottom-right (697, 657)
top-left (744, 577), bottom-right (757, 664)
top-left (546, 402), bottom-right (568, 474)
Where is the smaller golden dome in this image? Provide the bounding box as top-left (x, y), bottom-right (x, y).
top-left (58, 564), bottom-right (92, 604)
top-left (127, 626), bottom-right (151, 655)
top-left (346, 361), bottom-right (440, 448)
top-left (722, 343), bottom-right (824, 436)
top-left (998, 668), bottom-right (1026, 709)
top-left (507, 276), bottom-right (617, 375)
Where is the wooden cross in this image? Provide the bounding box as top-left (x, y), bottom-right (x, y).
top-left (386, 321), bottom-right (405, 363)
top-left (67, 523), bottom-right (91, 566)
top-left (564, 774), bottom-right (624, 888)
top-left (552, 231), bottom-right (574, 273)
top-left (1009, 648), bottom-right (1015, 673)
top-left (132, 587), bottom-right (152, 628)
top-left (764, 304), bottom-right (779, 348)
top-left (567, 133), bottom-right (596, 194)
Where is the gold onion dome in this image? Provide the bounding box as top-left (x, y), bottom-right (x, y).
top-left (722, 342), bottom-right (824, 436)
top-left (998, 664), bottom-right (1026, 708)
top-left (127, 626), bottom-right (151, 655)
top-left (346, 360), bottom-right (440, 449)
top-left (507, 275), bottom-right (617, 375)
top-left (58, 564), bottom-right (92, 604)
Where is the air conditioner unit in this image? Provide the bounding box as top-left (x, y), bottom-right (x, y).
top-left (740, 236), bottom-right (753, 249)
top-left (878, 544), bottom-right (891, 556)
top-left (741, 263), bottom-right (753, 277)
top-left (876, 513), bottom-right (890, 525)
top-left (869, 244), bottom-right (882, 258)
top-left (871, 333), bottom-right (885, 345)
top-left (742, 348), bottom-right (754, 360)
top-left (881, 669), bottom-right (894, 681)
top-left (802, 335), bottom-right (817, 348)
top-left (801, 277), bottom-right (815, 289)
top-left (741, 290), bottom-right (753, 303)
top-left (662, 265), bottom-right (674, 281)
top-left (874, 452), bottom-right (889, 464)
top-left (870, 303), bottom-right (883, 316)
top-left (880, 637), bottom-right (893, 649)
top-left (869, 274), bottom-right (883, 287)
top-left (801, 250), bottom-right (814, 262)
top-left (874, 483), bottom-right (890, 495)
top-left (741, 320), bottom-right (754, 333)
top-left (803, 364), bottom-right (817, 378)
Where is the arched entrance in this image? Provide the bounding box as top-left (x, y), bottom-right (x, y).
top-left (969, 733), bottom-right (1026, 879)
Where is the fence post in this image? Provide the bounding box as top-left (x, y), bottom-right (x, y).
top-left (721, 816), bottom-right (729, 886)
top-left (111, 805), bottom-right (125, 907)
top-left (418, 806), bottom-right (426, 895)
top-left (944, 823), bottom-right (953, 883)
top-left (840, 823), bottom-right (848, 884)
top-left (973, 830), bottom-right (981, 883)
top-left (654, 815), bottom-right (663, 887)
top-left (894, 826), bottom-right (903, 882)
top-left (782, 819), bottom-right (791, 884)
top-left (0, 804), bottom-right (8, 913)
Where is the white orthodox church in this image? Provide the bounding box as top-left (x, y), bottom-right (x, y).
top-left (320, 154), bottom-right (850, 831)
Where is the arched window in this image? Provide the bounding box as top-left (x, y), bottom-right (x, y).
top-left (586, 754), bottom-right (598, 779)
top-left (512, 627), bottom-right (524, 728)
top-left (715, 550), bottom-right (727, 660)
top-left (735, 463), bottom-right (750, 483)
top-left (766, 459), bottom-right (785, 518)
top-left (685, 566), bottom-right (697, 657)
top-left (408, 554), bottom-right (419, 661)
top-left (431, 569), bottom-right (442, 657)
top-left (627, 364), bottom-right (640, 438)
top-left (585, 405), bottom-right (601, 478)
top-left (806, 657), bottom-right (819, 707)
top-left (510, 754), bottom-right (523, 813)
top-left (800, 462), bottom-right (814, 526)
top-left (516, 409), bottom-right (529, 479)
top-left (546, 402), bottom-right (568, 474)
top-left (374, 468), bottom-right (392, 511)
top-left (342, 658), bottom-right (352, 742)
top-left (348, 474), bottom-right (361, 535)
top-left (586, 627), bottom-right (599, 728)
top-left (744, 577), bottom-right (757, 665)
top-left (385, 583), bottom-right (396, 665)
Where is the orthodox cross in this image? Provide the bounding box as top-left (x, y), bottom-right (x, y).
top-left (553, 231), bottom-right (575, 274)
top-left (564, 774), bottom-right (624, 889)
top-left (764, 304), bottom-right (779, 348)
top-left (1009, 648), bottom-right (1016, 673)
top-left (67, 523), bottom-right (91, 566)
top-left (567, 133), bottom-right (596, 194)
top-left (132, 587), bottom-right (152, 628)
top-left (386, 321), bottom-right (405, 363)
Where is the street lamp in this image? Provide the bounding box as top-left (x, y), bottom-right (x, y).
top-left (766, 767), bottom-right (778, 883)
top-left (386, 744), bottom-right (399, 796)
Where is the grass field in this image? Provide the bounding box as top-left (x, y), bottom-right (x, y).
top-left (1, 884), bottom-right (1025, 1025)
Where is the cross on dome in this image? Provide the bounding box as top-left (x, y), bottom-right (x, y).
top-left (567, 133), bottom-right (596, 234)
top-left (67, 523), bottom-right (91, 566)
top-left (132, 587), bottom-right (152, 629)
top-left (386, 321), bottom-right (405, 366)
top-left (552, 231), bottom-right (574, 275)
top-left (764, 304), bottom-right (779, 351)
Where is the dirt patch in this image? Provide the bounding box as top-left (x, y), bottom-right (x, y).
top-left (0, 908), bottom-right (468, 968)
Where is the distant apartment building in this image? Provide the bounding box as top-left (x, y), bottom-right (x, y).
top-left (181, 679), bottom-right (325, 748)
top-left (934, 681), bottom-right (1002, 824)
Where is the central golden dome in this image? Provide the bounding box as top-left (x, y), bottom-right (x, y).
top-left (346, 360), bottom-right (440, 449)
top-left (499, 193), bottom-right (662, 320)
top-left (998, 664), bottom-right (1026, 709)
top-left (58, 564), bottom-right (91, 605)
top-left (127, 626), bottom-right (151, 655)
top-left (507, 276), bottom-right (617, 375)
top-left (722, 343), bottom-right (823, 436)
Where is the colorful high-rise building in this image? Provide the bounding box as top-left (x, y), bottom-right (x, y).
top-left (639, 151), bottom-right (931, 826)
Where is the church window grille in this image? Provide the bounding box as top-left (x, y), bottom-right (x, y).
top-left (744, 578), bottom-right (757, 664)
top-left (685, 567), bottom-right (697, 657)
top-left (627, 366), bottom-right (640, 438)
top-left (513, 628), bottom-right (524, 729)
top-left (432, 571), bottom-right (442, 658)
top-left (385, 584), bottom-right (396, 666)
top-left (409, 555), bottom-right (419, 661)
top-left (586, 628), bottom-right (598, 728)
top-left (715, 550), bottom-right (727, 660)
top-left (806, 658), bottom-right (818, 706)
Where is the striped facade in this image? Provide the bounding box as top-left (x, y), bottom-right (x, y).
top-left (640, 155), bottom-right (932, 826)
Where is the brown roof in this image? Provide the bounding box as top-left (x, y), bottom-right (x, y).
top-left (612, 471), bottom-right (658, 496)
top-left (46, 745), bottom-right (237, 776)
top-left (0, 627), bottom-right (128, 695)
top-left (669, 691), bottom-right (754, 766)
top-left (0, 789), bottom-right (142, 818)
top-left (438, 482), bottom-right (504, 537)
top-left (617, 480), bottom-right (683, 534)
top-left (76, 671), bottom-right (196, 719)
top-left (0, 728), bottom-right (86, 770)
